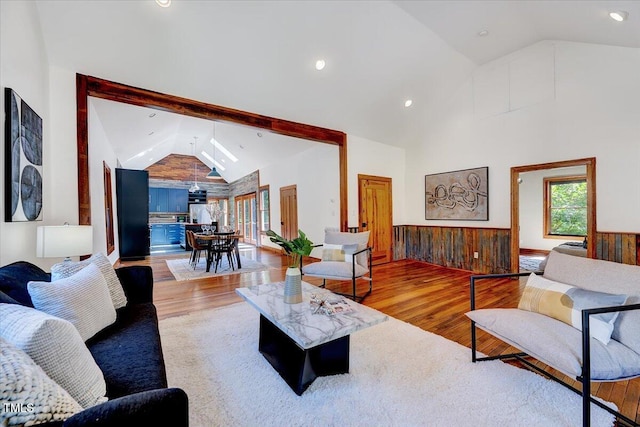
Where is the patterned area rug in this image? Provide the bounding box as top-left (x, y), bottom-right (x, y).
top-left (166, 256), bottom-right (271, 281)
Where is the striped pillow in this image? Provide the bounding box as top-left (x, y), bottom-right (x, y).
top-left (518, 273), bottom-right (628, 344)
top-left (51, 253), bottom-right (127, 309)
top-left (322, 244), bottom-right (358, 262)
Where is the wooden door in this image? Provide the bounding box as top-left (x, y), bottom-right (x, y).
top-left (359, 175), bottom-right (392, 265)
top-left (280, 185), bottom-right (298, 241)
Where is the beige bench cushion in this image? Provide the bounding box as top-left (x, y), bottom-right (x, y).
top-left (466, 308), bottom-right (640, 381)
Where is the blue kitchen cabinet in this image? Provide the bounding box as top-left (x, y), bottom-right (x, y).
top-left (149, 188), bottom-right (187, 213)
top-left (168, 189), bottom-right (188, 213)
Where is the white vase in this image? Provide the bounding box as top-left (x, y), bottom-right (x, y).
top-left (284, 267), bottom-right (302, 304)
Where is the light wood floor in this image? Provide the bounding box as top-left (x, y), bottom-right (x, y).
top-left (118, 247), bottom-right (639, 425)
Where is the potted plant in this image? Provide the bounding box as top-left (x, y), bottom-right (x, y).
top-left (266, 229), bottom-right (314, 303)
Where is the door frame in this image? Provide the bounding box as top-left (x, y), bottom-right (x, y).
top-left (510, 157), bottom-right (596, 273)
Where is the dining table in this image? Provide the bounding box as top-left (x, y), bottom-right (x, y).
top-left (194, 232), bottom-right (244, 272)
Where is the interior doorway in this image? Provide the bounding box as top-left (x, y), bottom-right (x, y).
top-left (358, 174), bottom-right (392, 265)
top-left (510, 157), bottom-right (596, 273)
top-left (280, 185), bottom-right (298, 241)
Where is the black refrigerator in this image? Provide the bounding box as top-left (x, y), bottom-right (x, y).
top-left (116, 168), bottom-right (150, 260)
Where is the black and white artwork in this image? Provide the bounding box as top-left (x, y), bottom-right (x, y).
top-left (425, 166), bottom-right (488, 220)
top-left (4, 88), bottom-right (43, 222)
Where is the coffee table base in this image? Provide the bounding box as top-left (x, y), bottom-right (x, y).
top-left (258, 314), bottom-right (349, 395)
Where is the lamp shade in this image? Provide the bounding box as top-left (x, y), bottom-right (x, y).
top-left (206, 167), bottom-right (221, 178)
top-left (36, 225), bottom-right (93, 258)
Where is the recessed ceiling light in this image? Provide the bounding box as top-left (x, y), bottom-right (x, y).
top-left (477, 30), bottom-right (489, 37)
top-left (257, 132), bottom-right (263, 138)
top-left (155, 0), bottom-right (171, 8)
top-left (404, 99), bottom-right (413, 108)
top-left (609, 11), bottom-right (628, 22)
top-left (148, 131), bottom-right (154, 136)
top-left (315, 59), bottom-right (326, 71)
top-left (148, 112), bottom-right (156, 118)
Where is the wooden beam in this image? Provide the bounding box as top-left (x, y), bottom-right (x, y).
top-left (76, 74), bottom-right (347, 229)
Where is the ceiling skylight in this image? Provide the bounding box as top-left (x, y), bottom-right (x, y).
top-left (210, 138), bottom-right (238, 162)
top-left (201, 151), bottom-right (226, 171)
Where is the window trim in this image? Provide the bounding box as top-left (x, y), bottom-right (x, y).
top-left (543, 174), bottom-right (587, 239)
top-left (259, 185), bottom-right (270, 234)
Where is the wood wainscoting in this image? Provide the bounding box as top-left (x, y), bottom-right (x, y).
top-left (393, 226), bottom-right (639, 273)
top-left (393, 225), bottom-right (511, 274)
top-left (595, 232), bottom-right (640, 265)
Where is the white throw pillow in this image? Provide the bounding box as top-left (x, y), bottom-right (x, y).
top-left (51, 252), bottom-right (127, 309)
top-left (0, 303), bottom-right (107, 408)
top-left (0, 336), bottom-right (82, 425)
top-left (29, 263), bottom-right (116, 341)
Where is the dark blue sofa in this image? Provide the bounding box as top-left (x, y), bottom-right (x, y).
top-left (0, 261), bottom-right (188, 427)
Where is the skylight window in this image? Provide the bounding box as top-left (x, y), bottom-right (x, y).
top-left (210, 138), bottom-right (238, 162)
top-left (201, 151), bottom-right (226, 171)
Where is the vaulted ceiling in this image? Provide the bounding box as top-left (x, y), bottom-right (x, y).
top-left (34, 1), bottom-right (639, 181)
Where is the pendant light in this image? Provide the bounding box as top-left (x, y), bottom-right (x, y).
top-left (207, 122), bottom-right (222, 179)
top-left (189, 137), bottom-right (201, 193)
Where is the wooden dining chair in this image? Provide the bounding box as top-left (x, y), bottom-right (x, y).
top-left (186, 230), bottom-right (207, 269)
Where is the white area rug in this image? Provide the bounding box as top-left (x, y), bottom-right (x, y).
top-left (166, 256), bottom-right (270, 281)
top-left (159, 303), bottom-right (615, 427)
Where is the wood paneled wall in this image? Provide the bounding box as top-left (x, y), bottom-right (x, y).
top-left (393, 226), bottom-right (639, 273)
top-left (393, 225), bottom-right (511, 274)
top-left (595, 232), bottom-right (639, 265)
top-left (145, 154), bottom-right (214, 182)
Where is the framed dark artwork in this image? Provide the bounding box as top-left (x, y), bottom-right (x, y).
top-left (425, 166), bottom-right (488, 220)
top-left (103, 162), bottom-right (115, 255)
top-left (4, 88), bottom-right (43, 222)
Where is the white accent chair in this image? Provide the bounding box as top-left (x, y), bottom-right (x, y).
top-left (301, 229), bottom-right (373, 302)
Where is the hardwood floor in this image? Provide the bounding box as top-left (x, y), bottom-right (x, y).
top-left (118, 247), bottom-right (639, 425)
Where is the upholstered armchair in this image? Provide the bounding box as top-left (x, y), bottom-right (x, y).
top-left (301, 229), bottom-right (372, 302)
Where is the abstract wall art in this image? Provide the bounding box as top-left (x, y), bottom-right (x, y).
top-left (425, 166), bottom-right (488, 220)
top-left (4, 88), bottom-right (43, 222)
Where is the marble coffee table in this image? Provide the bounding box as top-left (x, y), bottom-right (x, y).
top-left (236, 281), bottom-right (387, 395)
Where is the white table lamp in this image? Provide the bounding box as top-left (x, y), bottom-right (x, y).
top-left (36, 224), bottom-right (93, 261)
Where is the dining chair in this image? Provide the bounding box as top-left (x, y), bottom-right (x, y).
top-left (186, 230), bottom-right (207, 269)
top-left (209, 234), bottom-right (237, 273)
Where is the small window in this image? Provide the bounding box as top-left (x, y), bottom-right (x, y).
top-left (259, 185), bottom-right (270, 233)
top-left (544, 176), bottom-right (587, 238)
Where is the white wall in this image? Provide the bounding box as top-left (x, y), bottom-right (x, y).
top-left (405, 41), bottom-right (640, 234)
top-left (259, 143), bottom-right (340, 256)
top-left (0, 1), bottom-right (51, 267)
top-left (259, 134), bottom-right (406, 257)
top-left (347, 135), bottom-right (406, 226)
top-left (88, 102), bottom-right (121, 263)
top-left (519, 166), bottom-right (585, 251)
